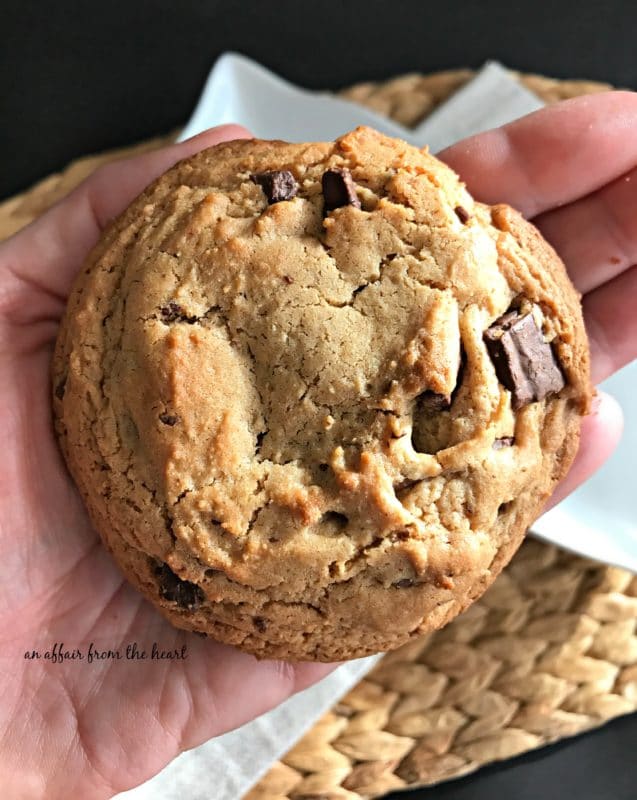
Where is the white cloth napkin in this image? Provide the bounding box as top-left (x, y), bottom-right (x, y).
top-left (117, 57), bottom-right (637, 799)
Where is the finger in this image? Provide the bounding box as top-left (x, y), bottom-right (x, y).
top-left (544, 391), bottom-right (623, 511)
top-left (534, 165), bottom-right (637, 295)
top-left (0, 124), bottom-right (251, 302)
top-left (438, 91), bottom-right (637, 218)
top-left (584, 263), bottom-right (637, 382)
top-left (177, 638), bottom-right (342, 749)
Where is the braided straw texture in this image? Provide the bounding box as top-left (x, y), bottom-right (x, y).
top-left (247, 539), bottom-right (637, 799)
top-left (1, 68), bottom-right (633, 799)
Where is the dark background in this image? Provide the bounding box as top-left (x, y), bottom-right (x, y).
top-left (2, 1), bottom-right (637, 797)
top-left (2, 0), bottom-right (637, 199)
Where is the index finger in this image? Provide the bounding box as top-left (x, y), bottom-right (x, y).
top-left (438, 91), bottom-right (637, 218)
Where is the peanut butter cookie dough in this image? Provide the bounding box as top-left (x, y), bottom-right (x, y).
top-left (52, 127), bottom-right (591, 661)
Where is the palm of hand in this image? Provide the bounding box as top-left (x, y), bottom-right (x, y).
top-left (1, 96), bottom-right (636, 799)
top-left (2, 295), bottom-right (332, 798)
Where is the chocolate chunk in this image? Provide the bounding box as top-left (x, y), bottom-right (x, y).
top-left (253, 616), bottom-right (268, 632)
top-left (417, 391), bottom-right (451, 413)
top-left (154, 563), bottom-right (204, 608)
top-left (159, 412), bottom-right (179, 426)
top-left (160, 302), bottom-right (183, 323)
top-left (493, 436), bottom-right (515, 449)
top-left (55, 377), bottom-right (66, 400)
top-left (160, 302), bottom-right (197, 324)
top-left (492, 309), bottom-right (521, 328)
top-left (454, 205), bottom-right (470, 224)
top-left (484, 310), bottom-right (565, 409)
top-left (322, 168), bottom-right (361, 211)
top-left (393, 578), bottom-right (415, 588)
top-left (251, 170), bottom-right (298, 203)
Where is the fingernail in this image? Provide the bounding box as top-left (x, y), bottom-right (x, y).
top-left (181, 124), bottom-right (251, 144)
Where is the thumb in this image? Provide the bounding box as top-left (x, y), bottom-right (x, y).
top-left (0, 124), bottom-right (252, 308)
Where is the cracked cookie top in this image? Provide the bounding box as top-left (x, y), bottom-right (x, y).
top-left (52, 127), bottom-right (591, 661)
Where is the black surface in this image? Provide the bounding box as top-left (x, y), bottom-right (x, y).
top-left (2, 1), bottom-right (637, 797)
top-left (2, 0), bottom-right (637, 199)
top-left (391, 713), bottom-right (637, 799)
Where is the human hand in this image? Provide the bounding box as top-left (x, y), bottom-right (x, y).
top-left (0, 125), bottom-right (338, 800)
top-left (1, 93), bottom-right (636, 799)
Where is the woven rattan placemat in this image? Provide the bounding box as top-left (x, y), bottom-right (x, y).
top-left (1, 67), bottom-right (635, 800)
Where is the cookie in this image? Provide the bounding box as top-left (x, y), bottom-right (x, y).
top-left (52, 127), bottom-right (592, 661)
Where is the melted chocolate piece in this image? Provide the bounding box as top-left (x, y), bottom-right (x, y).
top-left (484, 310), bottom-right (565, 409)
top-left (454, 205), bottom-right (470, 224)
top-left (251, 170), bottom-right (298, 203)
top-left (322, 168), bottom-right (361, 211)
top-left (159, 302), bottom-right (197, 324)
top-left (160, 302), bottom-right (184, 323)
top-left (417, 390), bottom-right (451, 413)
top-left (154, 563), bottom-right (204, 608)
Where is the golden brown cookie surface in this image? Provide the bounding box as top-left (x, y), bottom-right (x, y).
top-left (52, 127), bottom-right (591, 661)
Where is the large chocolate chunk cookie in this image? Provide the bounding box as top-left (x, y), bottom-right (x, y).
top-left (52, 127), bottom-right (591, 661)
